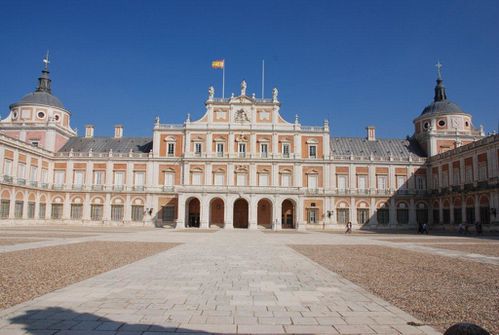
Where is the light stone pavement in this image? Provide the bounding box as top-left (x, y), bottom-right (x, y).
top-left (0, 229), bottom-right (442, 335)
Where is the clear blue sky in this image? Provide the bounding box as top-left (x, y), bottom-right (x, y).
top-left (0, 0), bottom-right (498, 138)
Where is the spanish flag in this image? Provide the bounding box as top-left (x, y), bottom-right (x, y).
top-left (211, 59), bottom-right (224, 69)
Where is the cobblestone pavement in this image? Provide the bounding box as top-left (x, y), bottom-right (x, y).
top-left (0, 229), bottom-right (442, 334)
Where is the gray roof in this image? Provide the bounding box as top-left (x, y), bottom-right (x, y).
top-left (421, 100), bottom-right (465, 116)
top-left (10, 91), bottom-right (65, 109)
top-left (331, 137), bottom-right (426, 159)
top-left (59, 137), bottom-right (153, 153)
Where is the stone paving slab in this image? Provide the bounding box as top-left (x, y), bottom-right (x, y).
top-left (0, 230), bottom-right (440, 334)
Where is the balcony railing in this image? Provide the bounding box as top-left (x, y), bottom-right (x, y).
top-left (3, 175), bottom-right (13, 183)
top-left (17, 178), bottom-right (26, 185)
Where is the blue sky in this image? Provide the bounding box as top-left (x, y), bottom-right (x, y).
top-left (0, 0), bottom-right (498, 138)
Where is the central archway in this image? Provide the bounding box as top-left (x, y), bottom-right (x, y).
top-left (233, 198), bottom-right (249, 228)
top-left (186, 197), bottom-right (200, 228)
top-left (281, 199), bottom-right (295, 229)
top-left (210, 198), bottom-right (225, 228)
top-left (257, 198), bottom-right (272, 228)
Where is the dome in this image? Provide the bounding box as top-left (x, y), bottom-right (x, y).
top-left (11, 91), bottom-right (64, 109)
top-left (421, 100), bottom-right (465, 116)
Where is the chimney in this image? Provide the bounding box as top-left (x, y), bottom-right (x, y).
top-left (85, 124), bottom-right (94, 138)
top-left (114, 124), bottom-right (123, 139)
top-left (366, 126), bottom-right (376, 141)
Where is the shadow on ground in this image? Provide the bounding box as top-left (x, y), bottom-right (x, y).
top-left (9, 307), bottom-right (212, 334)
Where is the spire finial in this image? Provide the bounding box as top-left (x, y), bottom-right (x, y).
top-left (435, 60), bottom-right (443, 80)
top-left (43, 50), bottom-right (50, 71)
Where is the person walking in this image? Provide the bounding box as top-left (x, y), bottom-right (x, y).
top-left (345, 221), bottom-right (352, 234)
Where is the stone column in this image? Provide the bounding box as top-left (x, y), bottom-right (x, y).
top-left (474, 194), bottom-right (480, 224)
top-left (248, 196), bottom-right (257, 230)
top-left (124, 194), bottom-right (131, 224)
top-left (200, 196), bottom-right (209, 229)
top-left (296, 197), bottom-right (305, 230)
top-left (274, 196), bottom-right (282, 230)
top-left (369, 197), bottom-right (377, 225)
top-left (409, 198), bottom-right (416, 226)
top-left (389, 197), bottom-right (396, 226)
top-left (225, 195), bottom-right (234, 229)
top-left (176, 194), bottom-right (186, 229)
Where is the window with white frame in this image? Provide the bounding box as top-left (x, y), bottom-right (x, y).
top-left (90, 204), bottom-right (103, 220)
top-left (415, 175), bottom-right (426, 190)
top-left (4, 159), bottom-right (12, 176)
top-left (111, 205), bottom-right (124, 221)
top-left (74, 170), bottom-right (84, 186)
top-left (54, 170), bottom-right (65, 186)
top-left (357, 175), bottom-right (367, 190)
top-left (194, 143), bottom-right (202, 156)
top-left (164, 171), bottom-right (175, 186)
top-left (0, 200), bottom-right (10, 218)
top-left (282, 143), bottom-right (290, 158)
top-left (41, 169), bottom-right (48, 184)
top-left (432, 174), bottom-right (439, 188)
top-left (192, 172), bottom-right (202, 185)
top-left (258, 173), bottom-right (269, 187)
top-left (134, 171), bottom-right (145, 186)
top-left (216, 143), bottom-right (224, 157)
top-left (260, 143), bottom-right (268, 158)
top-left (14, 201), bottom-right (23, 218)
top-left (51, 204), bottom-right (63, 219)
top-left (70, 204), bottom-right (83, 219)
top-left (377, 175), bottom-right (387, 190)
top-left (478, 163), bottom-right (487, 181)
top-left (93, 170), bottom-right (105, 185)
top-left (27, 202), bottom-right (35, 218)
top-left (162, 206), bottom-right (175, 222)
top-left (30, 166), bottom-right (38, 182)
top-left (308, 174), bottom-right (318, 189)
top-left (337, 175), bottom-right (347, 190)
top-left (281, 173), bottom-right (291, 187)
top-left (307, 209), bottom-right (318, 223)
top-left (167, 142), bottom-right (175, 156)
top-left (236, 173), bottom-right (246, 186)
top-left (114, 171), bottom-right (125, 186)
top-left (238, 143), bottom-right (246, 157)
top-left (396, 175), bottom-right (407, 189)
top-left (214, 172), bottom-right (224, 185)
top-left (38, 203), bottom-right (46, 219)
top-left (131, 205), bottom-right (144, 221)
top-left (465, 165), bottom-right (473, 183)
top-left (442, 171), bottom-right (448, 187)
top-left (18, 163), bottom-right (26, 179)
top-left (309, 145), bottom-right (317, 158)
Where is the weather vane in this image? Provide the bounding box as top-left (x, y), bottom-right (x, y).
top-left (435, 60), bottom-right (443, 80)
top-left (43, 50), bottom-right (50, 70)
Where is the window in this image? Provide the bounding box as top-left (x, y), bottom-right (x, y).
top-left (39, 203), bottom-right (46, 219)
top-left (396, 175), bottom-right (406, 190)
top-left (308, 174), bottom-right (318, 189)
top-left (134, 171), bottom-right (145, 186)
top-left (416, 206), bottom-right (428, 225)
top-left (453, 168), bottom-right (460, 185)
top-left (377, 208), bottom-right (389, 224)
top-left (41, 169), bottom-right (48, 184)
top-left (236, 173), bottom-right (246, 186)
top-left (216, 143), bottom-right (224, 157)
top-left (441, 171), bottom-right (448, 187)
top-left (214, 173), bottom-right (224, 185)
top-left (164, 172), bottom-right (175, 186)
top-left (453, 207), bottom-right (462, 224)
top-left (416, 175), bottom-right (426, 190)
top-left (281, 173), bottom-right (291, 187)
top-left (238, 143), bottom-right (246, 157)
top-left (357, 209), bottom-right (369, 224)
top-left (377, 175), bottom-right (387, 190)
top-left (309, 145), bottom-right (317, 158)
top-left (74, 170), bottom-right (84, 187)
top-left (111, 205), bottom-right (124, 221)
top-left (357, 175), bottom-right (367, 191)
top-left (192, 172), bottom-right (202, 185)
top-left (337, 175), bottom-right (347, 191)
top-left (167, 143), bottom-right (175, 156)
top-left (259, 173), bottom-right (269, 187)
top-left (27, 202), bottom-right (35, 219)
top-left (1, 200), bottom-right (10, 218)
top-left (397, 204), bottom-right (409, 224)
top-left (465, 166), bottom-right (473, 183)
top-left (93, 170), bottom-right (105, 185)
top-left (51, 204), bottom-right (63, 219)
top-left (282, 143), bottom-right (290, 158)
top-left (54, 170), bottom-right (65, 186)
top-left (31, 140), bottom-right (39, 147)
top-left (30, 166), bottom-right (38, 182)
top-left (194, 143), bottom-right (202, 156)
top-left (260, 143), bottom-right (268, 158)
top-left (131, 205), bottom-right (144, 222)
top-left (14, 201), bottom-right (23, 218)
top-left (18, 163), bottom-right (26, 179)
top-left (337, 209), bottom-right (349, 224)
top-left (307, 209), bottom-right (317, 223)
top-left (162, 206), bottom-right (175, 222)
top-left (114, 171), bottom-right (125, 186)
top-left (478, 163), bottom-right (487, 181)
top-left (70, 204), bottom-right (83, 220)
top-left (91, 205), bottom-right (103, 220)
top-left (4, 159), bottom-right (12, 176)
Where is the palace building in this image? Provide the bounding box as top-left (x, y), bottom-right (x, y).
top-left (0, 58), bottom-right (497, 230)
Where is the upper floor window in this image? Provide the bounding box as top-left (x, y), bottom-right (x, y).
top-left (18, 163), bottom-right (26, 179)
top-left (194, 143), bottom-right (202, 156)
top-left (337, 174), bottom-right (347, 190)
top-left (54, 170), bottom-right (65, 186)
top-left (453, 168), bottom-right (460, 185)
top-left (214, 173), bottom-right (224, 185)
top-left (377, 175), bottom-right (387, 190)
top-left (309, 145), bottom-right (317, 159)
top-left (357, 175), bottom-right (367, 190)
top-left (282, 143), bottom-right (290, 158)
top-left (93, 170), bottom-right (105, 185)
top-left (4, 159), bottom-right (12, 176)
top-left (432, 174), bottom-right (439, 188)
top-left (41, 169), bottom-right (48, 184)
top-left (192, 172), bottom-right (202, 185)
top-left (216, 143), bottom-right (224, 157)
top-left (308, 174), bottom-right (318, 189)
top-left (260, 143), bottom-right (268, 158)
top-left (30, 166), bottom-right (38, 182)
top-left (114, 171), bottom-right (125, 186)
top-left (164, 171), bottom-right (175, 186)
top-left (258, 173), bottom-right (269, 187)
top-left (478, 163), bottom-right (487, 181)
top-left (74, 170), bottom-right (84, 186)
top-left (464, 166), bottom-right (473, 184)
top-left (134, 171), bottom-right (145, 186)
top-left (238, 143), bottom-right (246, 158)
top-left (236, 173), bottom-right (246, 186)
top-left (396, 175), bottom-right (407, 190)
top-left (30, 140), bottom-right (39, 147)
top-left (167, 143), bottom-right (175, 157)
top-left (441, 171), bottom-right (448, 187)
top-left (281, 173), bottom-right (291, 187)
top-left (415, 175), bottom-right (426, 190)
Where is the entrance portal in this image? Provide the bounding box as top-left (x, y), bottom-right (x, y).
top-left (281, 199), bottom-right (295, 229)
top-left (233, 198), bottom-right (249, 228)
top-left (186, 198), bottom-right (200, 228)
top-left (257, 198), bottom-right (272, 228)
top-left (210, 198), bottom-right (224, 228)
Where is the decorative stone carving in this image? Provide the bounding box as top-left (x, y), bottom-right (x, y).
top-left (208, 86), bottom-right (214, 100)
top-left (235, 109), bottom-right (250, 122)
top-left (241, 80), bottom-right (247, 96)
top-left (272, 87), bottom-right (279, 102)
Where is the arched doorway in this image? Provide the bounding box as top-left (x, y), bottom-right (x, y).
top-left (233, 198), bottom-right (248, 228)
top-left (479, 196), bottom-right (490, 225)
top-left (281, 199), bottom-right (295, 229)
top-left (210, 198), bottom-right (224, 228)
top-left (257, 198), bottom-right (272, 228)
top-left (186, 198), bottom-right (200, 228)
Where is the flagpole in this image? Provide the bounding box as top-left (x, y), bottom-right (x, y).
top-left (222, 59), bottom-right (225, 99)
top-left (261, 59), bottom-right (265, 99)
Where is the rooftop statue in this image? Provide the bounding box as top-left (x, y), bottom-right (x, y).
top-left (241, 80), bottom-right (247, 96)
top-left (272, 87), bottom-right (279, 102)
top-left (208, 86), bottom-right (214, 100)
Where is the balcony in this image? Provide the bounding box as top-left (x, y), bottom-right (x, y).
top-left (92, 185), bottom-right (104, 191)
top-left (17, 178), bottom-right (26, 186)
top-left (260, 152), bottom-right (268, 158)
top-left (72, 185), bottom-right (84, 191)
top-left (162, 186), bottom-right (175, 192)
top-left (52, 184), bottom-right (64, 190)
top-left (30, 181), bottom-right (38, 187)
top-left (3, 175), bottom-right (13, 184)
top-left (40, 183), bottom-right (49, 189)
top-left (133, 186), bottom-right (145, 192)
top-left (113, 185), bottom-right (124, 192)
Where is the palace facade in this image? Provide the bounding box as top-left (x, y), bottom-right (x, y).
top-left (0, 60), bottom-right (497, 230)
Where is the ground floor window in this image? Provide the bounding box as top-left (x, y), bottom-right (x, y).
top-left (28, 202), bottom-right (35, 219)
top-left (0, 200), bottom-right (9, 218)
top-left (357, 209), bottom-right (369, 224)
top-left (71, 204), bottom-right (83, 220)
top-left (432, 209), bottom-right (440, 224)
top-left (91, 204), bottom-right (103, 221)
top-left (443, 209), bottom-right (450, 224)
top-left (466, 207), bottom-right (474, 224)
top-left (39, 203), bottom-right (46, 219)
top-left (453, 208), bottom-right (462, 224)
top-left (15, 201), bottom-right (24, 218)
top-left (337, 208), bottom-right (349, 224)
top-left (162, 206), bottom-right (175, 222)
top-left (480, 206), bottom-right (490, 224)
top-left (416, 209), bottom-right (428, 225)
top-left (377, 208), bottom-right (389, 225)
top-left (111, 205), bottom-right (124, 221)
top-left (307, 209), bottom-right (318, 224)
top-left (51, 204), bottom-right (63, 219)
top-left (131, 205), bottom-right (144, 222)
top-left (397, 209), bottom-right (409, 224)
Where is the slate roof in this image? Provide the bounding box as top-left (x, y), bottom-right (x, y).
top-left (58, 137), bottom-right (153, 153)
top-left (420, 100), bottom-right (465, 116)
top-left (10, 91), bottom-right (65, 109)
top-left (331, 137), bottom-right (426, 159)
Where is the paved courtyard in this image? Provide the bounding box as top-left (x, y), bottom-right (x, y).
top-left (1, 227), bottom-right (497, 334)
